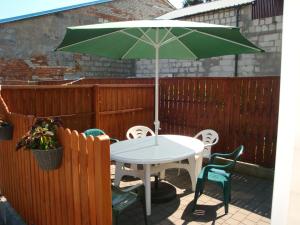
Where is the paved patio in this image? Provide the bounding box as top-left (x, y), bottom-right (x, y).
top-left (111, 166), bottom-right (273, 225)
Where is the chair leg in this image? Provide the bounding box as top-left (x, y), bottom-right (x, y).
top-left (192, 180), bottom-right (204, 211)
top-left (112, 210), bottom-right (119, 225)
top-left (160, 169), bottom-right (165, 180)
top-left (228, 181), bottom-right (232, 202)
top-left (223, 185), bottom-right (230, 214)
top-left (177, 161), bottom-right (181, 175)
top-left (114, 162), bottom-right (123, 186)
top-left (154, 175), bottom-right (159, 189)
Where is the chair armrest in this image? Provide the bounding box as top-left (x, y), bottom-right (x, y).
top-left (205, 162), bottom-right (235, 170)
top-left (204, 143), bottom-right (214, 147)
top-left (210, 152), bottom-right (235, 163)
top-left (110, 138), bottom-right (119, 143)
top-left (121, 183), bottom-right (144, 193)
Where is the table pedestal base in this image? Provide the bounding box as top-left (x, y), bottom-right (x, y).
top-left (151, 181), bottom-right (177, 204)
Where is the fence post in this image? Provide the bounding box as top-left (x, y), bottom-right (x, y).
top-left (93, 85), bottom-right (100, 128)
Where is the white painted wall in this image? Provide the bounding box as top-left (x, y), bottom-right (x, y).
top-left (271, 1), bottom-right (300, 224)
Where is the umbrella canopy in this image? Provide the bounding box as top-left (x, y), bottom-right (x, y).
top-left (56, 19), bottom-right (263, 144)
top-left (57, 20), bottom-right (262, 59)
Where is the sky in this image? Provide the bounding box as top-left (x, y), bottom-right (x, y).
top-left (0, 0), bottom-right (184, 21)
top-left (168, 0), bottom-right (184, 9)
top-left (0, 0), bottom-right (110, 21)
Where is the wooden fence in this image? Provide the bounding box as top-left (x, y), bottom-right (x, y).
top-left (0, 113), bottom-right (112, 225)
top-left (252, 0), bottom-right (284, 19)
top-left (1, 84), bottom-right (155, 140)
top-left (159, 77), bottom-right (280, 168)
top-left (0, 77), bottom-right (279, 167)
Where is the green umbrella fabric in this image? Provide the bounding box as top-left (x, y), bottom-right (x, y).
top-left (56, 20), bottom-right (263, 59)
top-left (56, 19), bottom-right (263, 145)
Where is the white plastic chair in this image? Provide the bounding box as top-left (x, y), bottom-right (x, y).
top-left (115, 125), bottom-right (158, 186)
top-left (126, 125), bottom-right (155, 139)
top-left (194, 129), bottom-right (219, 159)
top-left (177, 129), bottom-right (219, 176)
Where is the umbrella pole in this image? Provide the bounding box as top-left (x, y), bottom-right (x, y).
top-left (154, 29), bottom-right (160, 145)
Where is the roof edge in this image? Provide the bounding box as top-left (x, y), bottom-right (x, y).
top-left (157, 0), bottom-right (255, 20)
top-left (0, 0), bottom-right (112, 24)
top-left (164, 0), bottom-right (177, 9)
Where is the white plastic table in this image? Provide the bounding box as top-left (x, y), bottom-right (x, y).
top-left (110, 135), bottom-right (204, 216)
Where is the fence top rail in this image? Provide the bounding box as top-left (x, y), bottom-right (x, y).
top-left (158, 76), bottom-right (279, 80)
top-left (0, 83), bottom-right (155, 90)
top-left (0, 76), bottom-right (280, 87)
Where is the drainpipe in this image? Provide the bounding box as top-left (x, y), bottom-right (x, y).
top-left (234, 6), bottom-right (241, 77)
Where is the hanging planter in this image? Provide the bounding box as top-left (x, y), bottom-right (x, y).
top-left (32, 147), bottom-right (63, 170)
top-left (16, 117), bottom-right (63, 171)
top-left (0, 120), bottom-right (13, 141)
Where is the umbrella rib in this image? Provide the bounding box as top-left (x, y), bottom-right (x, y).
top-left (121, 34), bottom-right (153, 59)
top-left (159, 29), bottom-right (197, 59)
top-left (185, 27), bottom-right (262, 51)
top-left (159, 28), bottom-right (173, 45)
top-left (172, 37), bottom-right (198, 59)
top-left (138, 28), bottom-right (156, 46)
top-left (160, 29), bottom-right (194, 47)
top-left (120, 30), bottom-right (153, 46)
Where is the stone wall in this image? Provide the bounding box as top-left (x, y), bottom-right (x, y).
top-left (136, 4), bottom-right (282, 77)
top-left (0, 0), bottom-right (173, 82)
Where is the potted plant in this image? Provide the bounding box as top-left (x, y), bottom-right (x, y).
top-left (0, 116), bottom-right (13, 141)
top-left (16, 117), bottom-right (63, 170)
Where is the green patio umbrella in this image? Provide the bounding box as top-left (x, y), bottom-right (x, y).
top-left (56, 20), bottom-right (263, 144)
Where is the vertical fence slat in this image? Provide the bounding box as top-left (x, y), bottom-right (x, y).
top-left (87, 136), bottom-right (97, 225)
top-left (94, 136), bottom-right (112, 225)
top-left (79, 133), bottom-right (90, 225)
top-left (71, 130), bottom-right (82, 225)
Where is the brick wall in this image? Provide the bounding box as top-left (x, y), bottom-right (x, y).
top-left (136, 4), bottom-right (282, 77)
top-left (0, 0), bottom-right (173, 82)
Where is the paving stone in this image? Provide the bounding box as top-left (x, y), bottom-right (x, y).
top-left (257, 220), bottom-right (271, 225)
top-left (242, 219), bottom-right (257, 225)
top-left (246, 213), bottom-right (263, 222)
top-left (224, 217), bottom-right (241, 225)
top-left (230, 211), bottom-right (247, 221)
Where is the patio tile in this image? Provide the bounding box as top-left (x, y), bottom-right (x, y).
top-left (260, 217), bottom-right (271, 223)
top-left (246, 213), bottom-right (263, 223)
top-left (112, 167), bottom-right (273, 225)
top-left (241, 219), bottom-right (258, 225)
top-left (231, 212), bottom-right (248, 221)
top-left (257, 221), bottom-right (271, 225)
top-left (224, 217), bottom-right (242, 225)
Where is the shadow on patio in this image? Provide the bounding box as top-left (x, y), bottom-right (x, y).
top-left (115, 167), bottom-right (273, 225)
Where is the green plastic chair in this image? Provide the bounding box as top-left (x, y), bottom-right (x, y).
top-left (83, 128), bottom-right (119, 143)
top-left (192, 145), bottom-right (244, 214)
top-left (83, 129), bottom-right (148, 225)
top-left (112, 184), bottom-right (148, 225)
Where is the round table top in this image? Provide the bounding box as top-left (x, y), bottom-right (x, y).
top-left (110, 135), bottom-right (204, 164)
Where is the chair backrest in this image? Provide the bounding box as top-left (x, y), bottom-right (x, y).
top-left (84, 128), bottom-right (106, 137)
top-left (126, 126), bottom-right (154, 139)
top-left (84, 128), bottom-right (119, 144)
top-left (225, 145), bottom-right (245, 172)
top-left (232, 145), bottom-right (244, 162)
top-left (194, 129), bottom-right (219, 158)
top-left (206, 145), bottom-right (245, 174)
